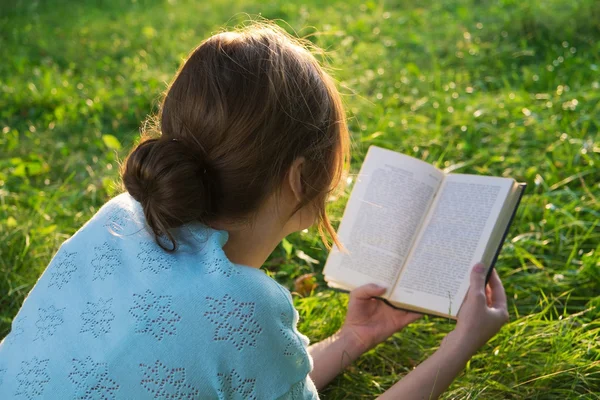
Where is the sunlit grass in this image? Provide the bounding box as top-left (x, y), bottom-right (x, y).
top-left (1, 0), bottom-right (599, 398)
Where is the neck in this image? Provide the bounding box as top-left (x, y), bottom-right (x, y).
top-left (217, 217), bottom-right (286, 269)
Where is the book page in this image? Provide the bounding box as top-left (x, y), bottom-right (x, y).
top-left (390, 174), bottom-right (514, 316)
top-left (323, 146), bottom-right (444, 291)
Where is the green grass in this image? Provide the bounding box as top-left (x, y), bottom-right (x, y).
top-left (1, 0), bottom-right (599, 398)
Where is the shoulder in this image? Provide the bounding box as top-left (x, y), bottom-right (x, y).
top-left (52, 192), bottom-right (148, 251)
top-left (191, 228), bottom-right (310, 356)
top-left (196, 273), bottom-right (318, 399)
top-left (176, 228), bottom-right (317, 398)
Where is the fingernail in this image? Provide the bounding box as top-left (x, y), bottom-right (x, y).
top-left (474, 263), bottom-right (485, 273)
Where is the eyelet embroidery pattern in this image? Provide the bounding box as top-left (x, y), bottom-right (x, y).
top-left (80, 298), bottom-right (115, 338)
top-left (69, 357), bottom-right (120, 399)
top-left (217, 369), bottom-right (256, 400)
top-left (279, 313), bottom-right (308, 369)
top-left (15, 357), bottom-right (50, 399)
top-left (91, 241), bottom-right (123, 281)
top-left (287, 380), bottom-right (307, 400)
top-left (0, 367), bottom-right (6, 386)
top-left (34, 305), bottom-right (65, 342)
top-left (104, 207), bottom-right (136, 235)
top-left (204, 295), bottom-right (262, 351)
top-left (129, 290), bottom-right (181, 341)
top-left (6, 316), bottom-right (26, 346)
top-left (202, 247), bottom-right (240, 278)
top-left (47, 250), bottom-right (78, 289)
top-left (139, 360), bottom-right (199, 399)
top-left (138, 241), bottom-right (174, 274)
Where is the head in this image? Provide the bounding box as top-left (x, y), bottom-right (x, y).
top-left (121, 23), bottom-right (349, 251)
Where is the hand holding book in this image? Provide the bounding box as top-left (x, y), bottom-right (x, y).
top-left (308, 284), bottom-right (422, 389)
top-left (377, 263), bottom-right (510, 399)
top-left (443, 263), bottom-right (510, 354)
top-left (340, 283), bottom-right (422, 352)
top-left (311, 262), bottom-right (510, 395)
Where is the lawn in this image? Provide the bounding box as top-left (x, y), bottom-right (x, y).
top-left (1, 0), bottom-right (599, 398)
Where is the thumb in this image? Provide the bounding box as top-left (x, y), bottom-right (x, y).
top-left (351, 283), bottom-right (388, 300)
top-left (469, 263), bottom-right (487, 293)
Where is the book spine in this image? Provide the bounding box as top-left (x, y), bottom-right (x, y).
top-left (485, 183), bottom-right (527, 283)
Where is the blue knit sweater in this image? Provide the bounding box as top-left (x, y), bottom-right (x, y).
top-left (0, 193), bottom-right (318, 399)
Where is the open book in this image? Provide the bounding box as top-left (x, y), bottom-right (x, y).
top-left (324, 146), bottom-right (525, 319)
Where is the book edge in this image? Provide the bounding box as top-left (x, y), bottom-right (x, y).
top-left (485, 182), bottom-right (527, 283)
top-left (367, 144), bottom-right (444, 173)
top-left (327, 286), bottom-right (457, 320)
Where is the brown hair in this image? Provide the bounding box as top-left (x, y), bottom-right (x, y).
top-left (121, 23), bottom-right (349, 251)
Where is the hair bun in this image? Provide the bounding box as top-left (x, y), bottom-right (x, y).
top-left (122, 138), bottom-right (216, 250)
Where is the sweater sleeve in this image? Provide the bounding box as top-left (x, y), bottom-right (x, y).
top-left (186, 248), bottom-right (321, 400)
top-left (199, 288), bottom-right (320, 399)
top-left (209, 273), bottom-right (320, 399)
top-left (257, 284), bottom-right (320, 400)
top-left (276, 377), bottom-right (319, 400)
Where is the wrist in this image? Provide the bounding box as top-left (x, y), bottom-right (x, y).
top-left (337, 326), bottom-right (371, 357)
top-left (440, 329), bottom-right (479, 362)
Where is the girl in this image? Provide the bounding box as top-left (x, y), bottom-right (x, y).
top-left (0, 23), bottom-right (508, 399)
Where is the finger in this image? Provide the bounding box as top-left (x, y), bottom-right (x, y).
top-left (390, 310), bottom-right (422, 329)
top-left (487, 269), bottom-right (507, 308)
top-left (468, 262), bottom-right (487, 295)
top-left (351, 283), bottom-right (388, 300)
top-left (404, 312), bottom-right (423, 324)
